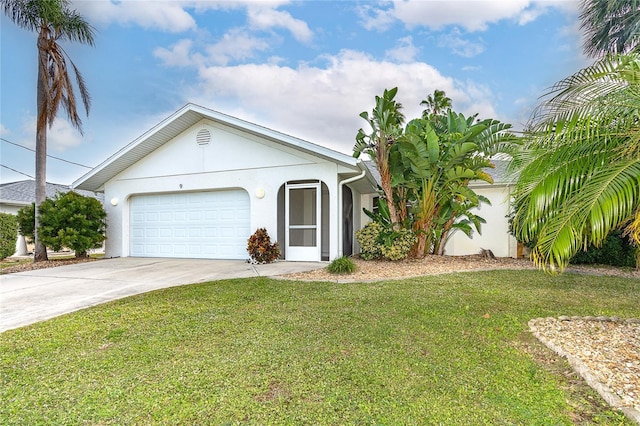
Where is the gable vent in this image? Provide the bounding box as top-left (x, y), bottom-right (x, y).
top-left (196, 128), bottom-right (211, 146)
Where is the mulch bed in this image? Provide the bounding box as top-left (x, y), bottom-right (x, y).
top-left (0, 257), bottom-right (99, 275)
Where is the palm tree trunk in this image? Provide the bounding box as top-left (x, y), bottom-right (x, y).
top-left (34, 34), bottom-right (48, 262)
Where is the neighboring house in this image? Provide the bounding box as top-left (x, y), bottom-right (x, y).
top-left (0, 180), bottom-right (104, 256)
top-left (73, 103), bottom-right (379, 262)
top-left (72, 103), bottom-right (519, 261)
top-left (445, 160), bottom-right (519, 258)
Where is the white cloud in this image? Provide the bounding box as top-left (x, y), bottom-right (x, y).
top-left (385, 36), bottom-right (420, 63)
top-left (247, 6), bottom-right (313, 43)
top-left (359, 0), bottom-right (570, 32)
top-left (154, 39), bottom-right (195, 67)
top-left (20, 116), bottom-right (84, 152)
top-left (0, 124), bottom-right (10, 136)
top-left (154, 28), bottom-right (274, 67)
top-left (48, 119), bottom-right (85, 152)
top-left (357, 3), bottom-right (398, 32)
top-left (73, 0), bottom-right (312, 40)
top-left (73, 0), bottom-right (197, 33)
top-left (186, 50), bottom-right (499, 154)
top-left (438, 29), bottom-right (485, 57)
top-left (205, 28), bottom-right (272, 66)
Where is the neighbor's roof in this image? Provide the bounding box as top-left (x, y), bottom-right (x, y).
top-left (73, 103), bottom-right (364, 192)
top-left (0, 180), bottom-right (104, 206)
top-left (476, 159), bottom-right (515, 187)
top-left (363, 158), bottom-right (514, 188)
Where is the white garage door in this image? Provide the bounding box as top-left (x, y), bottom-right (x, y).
top-left (130, 190), bottom-right (250, 259)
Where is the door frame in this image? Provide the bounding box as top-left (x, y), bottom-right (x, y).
top-left (285, 182), bottom-right (321, 261)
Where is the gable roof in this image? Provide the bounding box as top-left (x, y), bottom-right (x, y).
top-left (0, 180), bottom-right (103, 207)
top-left (73, 103), bottom-right (363, 192)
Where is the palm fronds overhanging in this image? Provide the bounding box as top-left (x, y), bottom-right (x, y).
top-left (511, 53), bottom-right (640, 271)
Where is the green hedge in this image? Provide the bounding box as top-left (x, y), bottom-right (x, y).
top-left (0, 213), bottom-right (18, 259)
top-left (570, 230), bottom-right (637, 268)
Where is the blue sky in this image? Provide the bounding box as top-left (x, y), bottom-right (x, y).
top-left (1, 0), bottom-right (589, 185)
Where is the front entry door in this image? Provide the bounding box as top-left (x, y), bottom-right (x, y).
top-left (286, 183), bottom-right (321, 261)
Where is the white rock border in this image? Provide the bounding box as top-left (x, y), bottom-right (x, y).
top-left (529, 317), bottom-right (640, 425)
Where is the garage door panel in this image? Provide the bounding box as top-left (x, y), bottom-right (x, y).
top-left (130, 190), bottom-right (250, 259)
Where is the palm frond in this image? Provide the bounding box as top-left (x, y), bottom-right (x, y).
top-left (580, 0), bottom-right (640, 57)
top-left (528, 159), bottom-right (640, 271)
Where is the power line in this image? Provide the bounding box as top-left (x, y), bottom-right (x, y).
top-left (1, 137), bottom-right (92, 169)
top-left (1, 164), bottom-right (34, 179)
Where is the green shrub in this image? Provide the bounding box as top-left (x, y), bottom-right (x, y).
top-left (0, 213), bottom-right (18, 259)
top-left (37, 192), bottom-right (107, 258)
top-left (327, 256), bottom-right (357, 274)
top-left (16, 203), bottom-right (35, 243)
top-left (356, 221), bottom-right (384, 260)
top-left (571, 230), bottom-right (637, 268)
top-left (356, 221), bottom-right (416, 261)
top-left (247, 228), bottom-right (280, 264)
top-left (380, 228), bottom-right (417, 261)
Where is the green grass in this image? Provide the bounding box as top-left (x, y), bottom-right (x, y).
top-left (1, 270), bottom-right (638, 425)
top-left (0, 258), bottom-right (31, 269)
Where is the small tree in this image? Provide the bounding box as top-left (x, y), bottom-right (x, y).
top-left (19, 192), bottom-right (106, 258)
top-left (0, 213), bottom-right (18, 259)
top-left (16, 203), bottom-right (36, 243)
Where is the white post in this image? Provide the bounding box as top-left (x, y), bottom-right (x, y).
top-left (14, 234), bottom-right (28, 256)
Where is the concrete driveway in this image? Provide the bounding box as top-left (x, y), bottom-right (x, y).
top-left (0, 257), bottom-right (325, 333)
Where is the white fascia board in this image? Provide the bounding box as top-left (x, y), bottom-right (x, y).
top-left (73, 104), bottom-right (197, 191)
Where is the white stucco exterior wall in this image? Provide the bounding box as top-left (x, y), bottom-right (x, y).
top-left (444, 184), bottom-right (517, 258)
top-left (101, 119), bottom-right (363, 261)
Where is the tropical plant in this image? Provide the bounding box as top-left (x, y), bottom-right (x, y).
top-left (420, 89), bottom-right (452, 119)
top-left (510, 53), bottom-right (640, 271)
top-left (393, 112), bottom-right (517, 256)
top-left (247, 228), bottom-right (280, 264)
top-left (353, 87), bottom-right (406, 227)
top-left (2, 0), bottom-right (95, 262)
top-left (0, 213), bottom-right (18, 259)
top-left (580, 0), bottom-right (640, 57)
top-left (354, 88), bottom-right (517, 259)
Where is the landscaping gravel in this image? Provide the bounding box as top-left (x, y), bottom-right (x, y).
top-left (530, 317), bottom-right (640, 424)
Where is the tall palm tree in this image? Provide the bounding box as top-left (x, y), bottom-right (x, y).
top-left (420, 89), bottom-right (452, 119)
top-left (510, 54), bottom-right (640, 271)
top-left (2, 0), bottom-right (95, 261)
top-left (580, 0), bottom-right (640, 57)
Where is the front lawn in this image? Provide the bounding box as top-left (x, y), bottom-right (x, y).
top-left (1, 270), bottom-right (638, 425)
